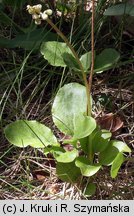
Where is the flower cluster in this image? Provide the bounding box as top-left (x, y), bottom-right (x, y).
top-left (27, 4), bottom-right (53, 25)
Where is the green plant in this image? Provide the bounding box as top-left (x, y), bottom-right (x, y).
top-left (4, 3), bottom-right (131, 196)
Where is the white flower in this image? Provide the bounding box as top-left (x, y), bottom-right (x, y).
top-left (35, 19), bottom-right (41, 25)
top-left (26, 4), bottom-right (42, 15)
top-left (27, 5), bottom-right (34, 14)
top-left (45, 9), bottom-right (53, 16)
top-left (32, 14), bottom-right (40, 20)
top-left (27, 5), bottom-right (30, 10)
top-left (41, 12), bottom-right (48, 20)
top-left (27, 4), bottom-right (53, 22)
top-left (33, 4), bottom-right (42, 14)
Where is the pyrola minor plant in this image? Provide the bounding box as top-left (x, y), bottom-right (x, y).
top-left (4, 3), bottom-right (131, 196)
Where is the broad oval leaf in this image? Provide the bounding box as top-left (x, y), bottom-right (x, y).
top-left (75, 156), bottom-right (101, 177)
top-left (79, 128), bottom-right (111, 155)
top-left (99, 140), bottom-right (131, 165)
top-left (56, 162), bottom-right (81, 183)
top-left (4, 120), bottom-right (59, 148)
top-left (56, 149), bottom-right (78, 163)
top-left (44, 146), bottom-right (64, 156)
top-left (94, 48), bottom-right (120, 73)
top-left (112, 140), bottom-right (131, 153)
top-left (104, 3), bottom-right (134, 16)
top-left (84, 183), bottom-right (96, 197)
top-left (62, 53), bottom-right (80, 71)
top-left (40, 41), bottom-right (72, 67)
top-left (63, 51), bottom-right (92, 72)
top-left (92, 129), bottom-right (112, 153)
top-left (80, 51), bottom-right (92, 72)
top-left (99, 145), bottom-right (119, 165)
top-left (79, 137), bottom-right (88, 154)
top-left (52, 83), bottom-right (87, 135)
top-left (110, 153), bottom-right (124, 178)
top-left (73, 115), bottom-right (96, 140)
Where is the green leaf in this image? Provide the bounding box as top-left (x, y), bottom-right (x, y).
top-left (62, 115), bottom-right (96, 148)
top-left (63, 51), bottom-right (92, 72)
top-left (110, 153), bottom-right (124, 178)
top-left (4, 120), bottom-right (59, 148)
top-left (44, 146), bottom-right (64, 156)
top-left (73, 115), bottom-right (96, 140)
top-left (75, 156), bottom-right (101, 177)
top-left (94, 48), bottom-right (120, 73)
top-left (104, 3), bottom-right (134, 16)
top-left (62, 53), bottom-right (80, 71)
top-left (99, 145), bottom-right (119, 165)
top-left (40, 41), bottom-right (73, 67)
top-left (55, 149), bottom-right (78, 163)
top-left (99, 140), bottom-right (131, 165)
top-left (56, 2), bottom-right (71, 14)
top-left (79, 137), bottom-right (88, 154)
top-left (84, 183), bottom-right (96, 196)
top-left (80, 52), bottom-right (92, 72)
top-left (56, 162), bottom-right (81, 183)
top-left (52, 83), bottom-right (87, 135)
top-left (92, 129), bottom-right (112, 153)
top-left (112, 140), bottom-right (131, 153)
top-left (0, 29), bottom-right (57, 50)
top-left (63, 139), bottom-right (78, 147)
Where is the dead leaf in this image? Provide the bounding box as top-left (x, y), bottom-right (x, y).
top-left (33, 170), bottom-right (49, 181)
top-left (36, 174), bottom-right (46, 181)
top-left (96, 113), bottom-right (123, 133)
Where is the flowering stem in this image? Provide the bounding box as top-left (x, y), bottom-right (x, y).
top-left (46, 18), bottom-right (91, 116)
top-left (88, 0), bottom-right (95, 116)
top-left (88, 0), bottom-right (95, 164)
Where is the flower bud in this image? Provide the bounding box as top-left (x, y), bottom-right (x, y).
top-left (41, 12), bottom-right (48, 20)
top-left (27, 5), bottom-right (35, 14)
top-left (32, 14), bottom-right (40, 20)
top-left (45, 9), bottom-right (53, 16)
top-left (34, 4), bottom-right (42, 14)
top-left (35, 19), bottom-right (41, 25)
top-left (27, 4), bottom-right (42, 15)
top-left (27, 5), bottom-right (30, 10)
